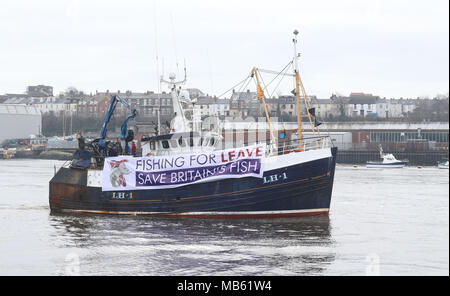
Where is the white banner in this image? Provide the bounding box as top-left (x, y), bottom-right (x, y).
top-left (102, 145), bottom-right (265, 191)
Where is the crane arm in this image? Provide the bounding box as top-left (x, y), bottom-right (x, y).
top-left (98, 95), bottom-right (136, 147)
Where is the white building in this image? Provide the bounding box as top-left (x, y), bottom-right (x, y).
top-left (0, 104), bottom-right (42, 143)
top-left (194, 97), bottom-right (230, 117)
top-left (310, 98), bottom-right (337, 119)
top-left (32, 97), bottom-right (78, 115)
top-left (347, 96), bottom-right (378, 118)
top-left (376, 99), bottom-right (417, 118)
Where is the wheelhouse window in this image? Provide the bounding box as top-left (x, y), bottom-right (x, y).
top-left (150, 141), bottom-right (156, 150)
top-left (178, 137), bottom-right (186, 147)
top-left (169, 139), bottom-right (178, 148)
top-left (161, 140), bottom-right (170, 149)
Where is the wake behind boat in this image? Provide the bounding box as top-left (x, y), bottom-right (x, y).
top-left (366, 145), bottom-right (408, 168)
top-left (49, 31), bottom-right (338, 219)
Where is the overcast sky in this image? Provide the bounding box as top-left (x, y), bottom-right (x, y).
top-left (0, 0), bottom-right (448, 99)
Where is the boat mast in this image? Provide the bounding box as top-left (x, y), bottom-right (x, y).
top-left (293, 30), bottom-right (303, 150)
top-left (293, 30), bottom-right (321, 150)
top-left (252, 67), bottom-right (277, 151)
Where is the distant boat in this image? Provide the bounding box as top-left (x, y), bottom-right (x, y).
top-left (47, 135), bottom-right (79, 150)
top-left (438, 160), bottom-right (449, 169)
top-left (0, 148), bottom-right (16, 159)
top-left (366, 146), bottom-right (408, 168)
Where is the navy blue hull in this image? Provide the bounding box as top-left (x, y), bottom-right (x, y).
top-left (49, 147), bottom-right (337, 218)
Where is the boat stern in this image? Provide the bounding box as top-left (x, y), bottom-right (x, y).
top-left (49, 167), bottom-right (88, 213)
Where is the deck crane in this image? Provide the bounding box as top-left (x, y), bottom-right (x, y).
top-left (97, 95), bottom-right (137, 155)
top-left (70, 95), bottom-right (136, 168)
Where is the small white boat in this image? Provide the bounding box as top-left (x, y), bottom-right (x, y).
top-left (438, 160), bottom-right (449, 169)
top-left (0, 148), bottom-right (16, 159)
top-left (366, 146), bottom-right (408, 168)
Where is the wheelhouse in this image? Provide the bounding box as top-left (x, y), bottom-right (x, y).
top-left (141, 131), bottom-right (221, 156)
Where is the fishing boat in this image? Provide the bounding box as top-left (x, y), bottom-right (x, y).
top-left (438, 160), bottom-right (449, 169)
top-left (49, 30), bottom-right (338, 218)
top-left (366, 145), bottom-right (408, 168)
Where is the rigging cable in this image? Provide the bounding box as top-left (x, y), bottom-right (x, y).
top-left (217, 76), bottom-right (250, 98)
top-left (237, 74), bottom-right (254, 95)
top-left (261, 61), bottom-right (293, 92)
top-left (268, 61), bottom-right (294, 98)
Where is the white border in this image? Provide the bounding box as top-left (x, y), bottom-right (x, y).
top-left (61, 208), bottom-right (329, 216)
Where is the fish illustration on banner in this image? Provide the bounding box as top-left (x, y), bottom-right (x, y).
top-left (108, 159), bottom-right (131, 187)
top-left (102, 145), bottom-right (265, 191)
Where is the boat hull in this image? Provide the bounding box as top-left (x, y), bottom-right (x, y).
top-left (49, 147), bottom-right (337, 218)
top-left (366, 161), bottom-right (408, 168)
top-left (438, 161), bottom-right (449, 169)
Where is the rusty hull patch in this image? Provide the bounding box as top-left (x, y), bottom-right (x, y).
top-left (49, 167), bottom-right (88, 212)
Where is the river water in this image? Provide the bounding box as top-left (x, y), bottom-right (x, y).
top-left (0, 159), bottom-right (448, 276)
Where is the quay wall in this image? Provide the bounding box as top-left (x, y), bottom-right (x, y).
top-left (336, 150), bottom-right (448, 166)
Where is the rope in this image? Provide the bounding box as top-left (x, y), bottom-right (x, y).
top-left (268, 61), bottom-right (294, 98)
top-left (217, 76), bottom-right (250, 98)
top-left (260, 61), bottom-right (293, 94)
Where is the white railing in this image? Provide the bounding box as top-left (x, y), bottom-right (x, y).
top-left (274, 136), bottom-right (333, 155)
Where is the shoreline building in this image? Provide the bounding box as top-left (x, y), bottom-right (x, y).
top-left (93, 90), bottom-right (174, 118)
top-left (194, 96), bottom-right (230, 117)
top-left (0, 104), bottom-right (42, 144)
top-left (215, 120), bottom-right (448, 152)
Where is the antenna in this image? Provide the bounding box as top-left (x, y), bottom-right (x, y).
top-left (292, 29), bottom-right (299, 73)
top-left (170, 12), bottom-right (180, 77)
top-left (206, 49), bottom-right (214, 96)
top-left (162, 58), bottom-right (165, 80)
top-left (184, 59), bottom-right (187, 81)
top-left (153, 0), bottom-right (161, 135)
